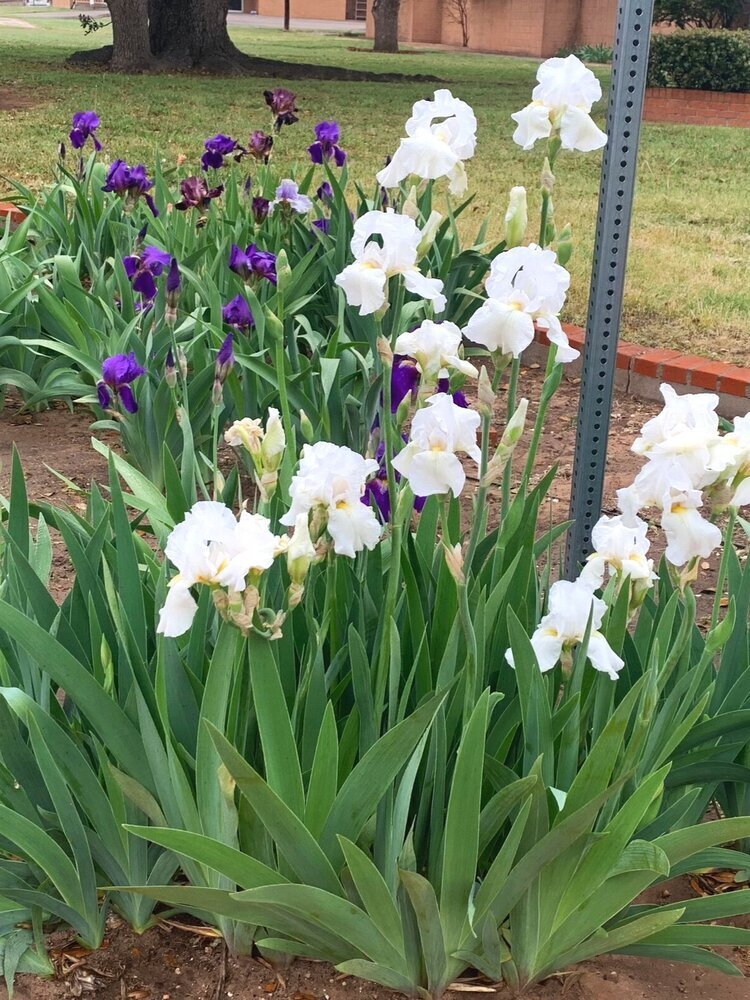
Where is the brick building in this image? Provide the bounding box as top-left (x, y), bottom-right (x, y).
top-left (366, 0), bottom-right (618, 58)
top-left (48, 0), bottom-right (616, 56)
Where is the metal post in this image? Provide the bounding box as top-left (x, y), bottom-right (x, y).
top-left (565, 0), bottom-right (656, 578)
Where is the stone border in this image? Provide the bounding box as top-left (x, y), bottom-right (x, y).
top-left (530, 325), bottom-right (750, 418)
top-left (644, 87), bottom-right (750, 128)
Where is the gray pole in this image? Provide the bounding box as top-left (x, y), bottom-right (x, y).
top-left (564, 0), bottom-right (655, 578)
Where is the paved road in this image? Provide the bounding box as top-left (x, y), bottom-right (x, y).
top-left (0, 4), bottom-right (366, 33)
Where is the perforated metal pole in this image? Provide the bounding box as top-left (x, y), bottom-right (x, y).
top-left (565, 0), bottom-right (655, 578)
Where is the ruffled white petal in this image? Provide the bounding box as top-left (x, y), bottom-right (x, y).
top-left (511, 103), bottom-right (553, 151)
top-left (157, 580), bottom-right (198, 638)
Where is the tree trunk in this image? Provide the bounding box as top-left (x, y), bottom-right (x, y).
top-left (372, 0), bottom-right (400, 53)
top-left (149, 0), bottom-right (250, 71)
top-left (284, 0), bottom-right (290, 30)
top-left (108, 0), bottom-right (155, 71)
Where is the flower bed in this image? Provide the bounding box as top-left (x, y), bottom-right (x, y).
top-left (0, 53), bottom-right (750, 1000)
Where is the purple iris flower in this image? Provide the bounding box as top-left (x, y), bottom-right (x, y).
top-left (312, 218), bottom-right (330, 235)
top-left (175, 176), bottom-right (224, 211)
top-left (222, 294), bottom-right (254, 330)
top-left (437, 376), bottom-right (469, 408)
top-left (391, 355), bottom-right (421, 413)
top-left (229, 243), bottom-right (277, 285)
top-left (69, 111), bottom-right (102, 152)
top-left (308, 121), bottom-right (346, 167)
top-left (201, 134), bottom-right (244, 171)
top-left (123, 245), bottom-right (171, 301)
top-left (362, 437), bottom-right (425, 522)
top-left (264, 88), bottom-right (299, 131)
top-left (252, 197), bottom-right (270, 225)
top-left (97, 352), bottom-right (146, 413)
top-left (248, 130), bottom-right (274, 163)
top-left (316, 181), bottom-right (333, 202)
top-left (102, 160), bottom-right (159, 216)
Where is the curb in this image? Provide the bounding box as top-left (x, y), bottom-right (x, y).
top-left (529, 325), bottom-right (750, 419)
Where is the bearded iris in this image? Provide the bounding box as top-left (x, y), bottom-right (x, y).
top-left (270, 179), bottom-right (313, 216)
top-left (511, 54), bottom-right (607, 153)
top-left (464, 243), bottom-right (576, 362)
top-left (335, 209), bottom-right (446, 317)
top-left (97, 353), bottom-right (146, 414)
top-left (69, 111), bottom-right (101, 152)
top-left (175, 176), bottom-right (224, 211)
top-left (308, 121), bottom-right (346, 166)
top-left (377, 89), bottom-right (477, 197)
top-left (201, 134), bottom-right (244, 171)
top-left (222, 295), bottom-right (254, 330)
top-left (248, 130), bottom-right (274, 162)
top-left (392, 393), bottom-right (481, 498)
top-left (264, 88), bottom-right (299, 131)
top-left (229, 243), bottom-right (277, 285)
top-left (102, 160), bottom-right (159, 216)
top-left (123, 245), bottom-right (171, 302)
top-left (281, 442), bottom-right (381, 558)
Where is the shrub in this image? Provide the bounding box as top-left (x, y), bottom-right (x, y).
top-left (648, 28), bottom-right (750, 92)
top-left (556, 42), bottom-right (613, 63)
top-left (653, 0), bottom-right (746, 29)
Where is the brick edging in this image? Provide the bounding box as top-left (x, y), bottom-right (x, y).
top-left (532, 324), bottom-right (750, 418)
top-left (0, 202), bottom-right (26, 227)
top-left (644, 86), bottom-right (750, 128)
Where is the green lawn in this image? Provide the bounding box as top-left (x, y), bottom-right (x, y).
top-left (1, 9), bottom-right (749, 363)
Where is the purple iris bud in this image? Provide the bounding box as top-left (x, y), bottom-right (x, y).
top-left (391, 355), bottom-right (420, 413)
top-left (437, 377), bottom-right (468, 408)
top-left (312, 218), bottom-right (330, 235)
top-left (248, 130), bottom-right (274, 163)
top-left (264, 88), bottom-right (299, 131)
top-left (69, 111), bottom-right (102, 152)
top-left (222, 294), bottom-right (254, 330)
top-left (228, 243), bottom-right (277, 285)
top-left (166, 257), bottom-right (181, 294)
top-left (252, 196), bottom-right (270, 225)
top-left (201, 134), bottom-right (243, 171)
top-left (102, 160), bottom-right (158, 216)
top-left (244, 175), bottom-right (253, 194)
top-left (316, 181), bottom-right (333, 202)
top-left (308, 120), bottom-right (346, 167)
top-left (123, 245), bottom-right (171, 301)
top-left (97, 352), bottom-right (146, 414)
top-left (175, 176), bottom-right (224, 211)
top-left (215, 333), bottom-right (235, 387)
top-left (164, 348), bottom-right (177, 387)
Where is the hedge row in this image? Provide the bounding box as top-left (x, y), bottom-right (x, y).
top-left (648, 28), bottom-right (750, 92)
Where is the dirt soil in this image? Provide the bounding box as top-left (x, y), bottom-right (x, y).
top-left (0, 86), bottom-right (40, 112)
top-left (9, 893), bottom-right (750, 1000)
top-left (0, 365), bottom-right (729, 606)
top-left (0, 373), bottom-right (746, 999)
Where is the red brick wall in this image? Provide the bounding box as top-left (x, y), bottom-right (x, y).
top-left (644, 87), bottom-right (750, 127)
top-left (256, 0), bottom-right (347, 17)
top-left (367, 0), bottom-right (618, 58)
